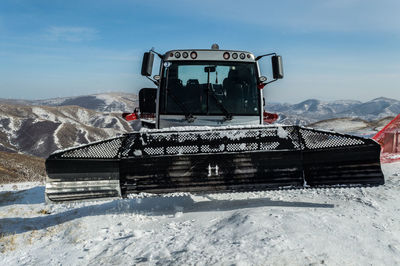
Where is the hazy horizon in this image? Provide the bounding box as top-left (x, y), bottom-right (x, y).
top-left (1, 90), bottom-right (399, 105)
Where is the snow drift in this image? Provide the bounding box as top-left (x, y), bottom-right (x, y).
top-left (1, 163), bottom-right (399, 265)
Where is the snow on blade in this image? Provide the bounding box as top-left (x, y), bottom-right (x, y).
top-left (277, 126), bottom-right (288, 139)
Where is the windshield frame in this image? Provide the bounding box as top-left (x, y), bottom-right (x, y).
top-left (158, 60), bottom-right (261, 117)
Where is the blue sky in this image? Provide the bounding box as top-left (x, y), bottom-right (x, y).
top-left (0, 0), bottom-right (399, 103)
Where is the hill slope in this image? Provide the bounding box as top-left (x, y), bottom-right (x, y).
top-left (0, 151), bottom-right (45, 184)
top-left (0, 104), bottom-right (133, 158)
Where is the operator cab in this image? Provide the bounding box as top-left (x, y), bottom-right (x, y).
top-left (139, 45), bottom-right (283, 129)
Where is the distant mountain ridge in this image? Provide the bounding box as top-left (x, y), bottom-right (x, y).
top-left (0, 92), bottom-right (138, 113)
top-left (2, 93), bottom-right (399, 124)
top-left (0, 92), bottom-right (399, 159)
top-left (267, 97), bottom-right (400, 125)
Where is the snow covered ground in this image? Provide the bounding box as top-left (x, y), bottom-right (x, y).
top-left (1, 163), bottom-right (400, 265)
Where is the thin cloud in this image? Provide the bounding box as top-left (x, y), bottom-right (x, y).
top-left (45, 26), bottom-right (98, 42)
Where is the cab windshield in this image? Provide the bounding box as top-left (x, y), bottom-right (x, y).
top-left (159, 61), bottom-right (259, 116)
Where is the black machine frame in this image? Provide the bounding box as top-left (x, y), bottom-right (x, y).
top-left (46, 126), bottom-right (384, 201)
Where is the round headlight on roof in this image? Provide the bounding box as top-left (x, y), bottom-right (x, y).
top-left (223, 52), bottom-right (230, 60)
top-left (175, 52), bottom-right (181, 58)
top-left (232, 53), bottom-right (238, 59)
top-left (182, 52), bottom-right (188, 58)
top-left (239, 53), bottom-right (245, 59)
top-left (190, 51), bottom-right (197, 59)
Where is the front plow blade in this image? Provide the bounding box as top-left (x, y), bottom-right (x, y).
top-left (45, 126), bottom-right (384, 202)
top-left (45, 138), bottom-right (123, 202)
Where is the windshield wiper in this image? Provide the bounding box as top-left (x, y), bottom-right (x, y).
top-left (208, 85), bottom-right (232, 121)
top-left (166, 89), bottom-right (196, 123)
top-left (164, 66), bottom-right (196, 123)
top-left (204, 67), bottom-right (232, 121)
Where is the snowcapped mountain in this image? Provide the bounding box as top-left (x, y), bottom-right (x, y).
top-left (307, 117), bottom-right (394, 138)
top-left (2, 93), bottom-right (398, 125)
top-left (339, 97), bottom-right (400, 119)
top-left (0, 104), bottom-right (133, 158)
top-left (0, 92), bottom-right (138, 113)
top-left (267, 97), bottom-right (400, 125)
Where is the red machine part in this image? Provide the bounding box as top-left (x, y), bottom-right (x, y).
top-left (122, 112), bottom-right (156, 121)
top-left (373, 113), bottom-right (400, 163)
top-left (263, 111), bottom-right (278, 124)
top-left (122, 112), bottom-right (138, 121)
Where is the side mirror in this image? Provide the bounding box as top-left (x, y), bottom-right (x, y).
top-left (141, 52), bottom-right (154, 77)
top-left (139, 88), bottom-right (157, 114)
top-left (271, 55), bottom-right (283, 79)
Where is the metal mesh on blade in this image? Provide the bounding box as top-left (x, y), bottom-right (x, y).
top-left (299, 128), bottom-right (365, 150)
top-left (50, 126), bottom-right (373, 159)
top-left (57, 137), bottom-right (125, 159)
top-left (121, 126), bottom-right (300, 157)
top-left (121, 126), bottom-right (369, 158)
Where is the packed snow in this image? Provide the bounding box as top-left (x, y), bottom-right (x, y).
top-left (1, 163), bottom-right (400, 265)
